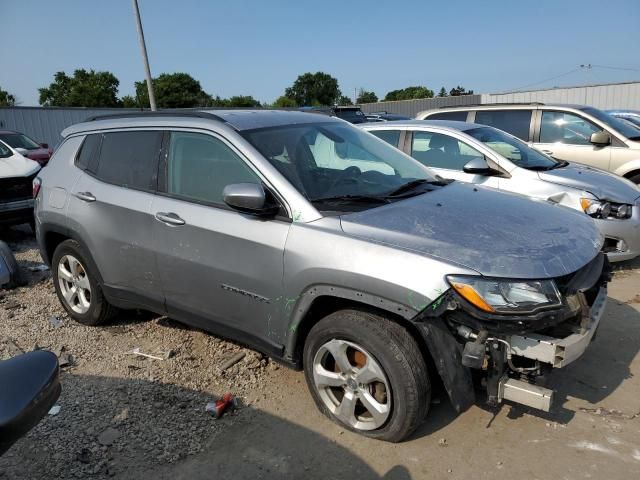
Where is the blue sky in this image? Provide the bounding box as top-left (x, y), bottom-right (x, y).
top-left (2, 0), bottom-right (639, 106)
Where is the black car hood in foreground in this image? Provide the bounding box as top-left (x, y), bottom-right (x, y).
top-left (538, 162), bottom-right (640, 204)
top-left (340, 182), bottom-right (603, 279)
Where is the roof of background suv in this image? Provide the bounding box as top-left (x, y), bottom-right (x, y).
top-left (63, 110), bottom-right (342, 138)
top-left (362, 119), bottom-right (479, 131)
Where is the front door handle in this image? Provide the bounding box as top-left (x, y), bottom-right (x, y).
top-left (155, 212), bottom-right (185, 226)
top-left (74, 191), bottom-right (96, 202)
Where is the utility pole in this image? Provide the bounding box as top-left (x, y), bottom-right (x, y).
top-left (132, 0), bottom-right (156, 111)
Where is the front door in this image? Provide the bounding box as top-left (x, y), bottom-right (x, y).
top-left (150, 130), bottom-right (290, 354)
top-left (533, 110), bottom-right (611, 170)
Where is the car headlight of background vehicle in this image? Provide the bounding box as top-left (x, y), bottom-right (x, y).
top-left (580, 198), bottom-right (632, 219)
top-left (446, 275), bottom-right (562, 314)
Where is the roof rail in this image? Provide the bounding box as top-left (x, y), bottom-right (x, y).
top-left (437, 102), bottom-right (545, 109)
top-left (85, 110), bottom-right (227, 122)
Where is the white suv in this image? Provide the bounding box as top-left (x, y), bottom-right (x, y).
top-left (417, 103), bottom-right (640, 184)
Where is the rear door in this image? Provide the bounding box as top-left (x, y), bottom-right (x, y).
top-left (533, 110), bottom-right (611, 170)
top-left (67, 130), bottom-right (164, 310)
top-left (150, 130), bottom-right (290, 354)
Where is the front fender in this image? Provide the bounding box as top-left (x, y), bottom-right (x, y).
top-left (614, 158), bottom-right (640, 179)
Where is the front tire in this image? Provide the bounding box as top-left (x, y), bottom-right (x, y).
top-left (52, 239), bottom-right (118, 325)
top-left (303, 309), bottom-right (430, 442)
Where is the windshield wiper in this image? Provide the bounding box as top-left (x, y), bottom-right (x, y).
top-left (384, 178), bottom-right (449, 198)
top-left (549, 160), bottom-right (569, 170)
top-left (310, 194), bottom-right (390, 205)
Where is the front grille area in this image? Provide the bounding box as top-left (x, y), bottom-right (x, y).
top-left (0, 173), bottom-right (36, 202)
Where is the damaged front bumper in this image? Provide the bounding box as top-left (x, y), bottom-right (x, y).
top-left (414, 253), bottom-right (610, 414)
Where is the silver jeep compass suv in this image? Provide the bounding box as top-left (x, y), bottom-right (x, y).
top-left (34, 110), bottom-right (610, 441)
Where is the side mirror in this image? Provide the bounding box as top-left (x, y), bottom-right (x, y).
top-left (0, 350), bottom-right (61, 456)
top-left (39, 143), bottom-right (49, 149)
top-left (590, 131), bottom-right (611, 146)
top-left (223, 183), bottom-right (279, 216)
top-left (463, 156), bottom-right (502, 176)
top-left (14, 147), bottom-right (29, 156)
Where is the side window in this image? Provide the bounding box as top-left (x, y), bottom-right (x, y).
top-left (75, 134), bottom-right (101, 171)
top-left (0, 141), bottom-right (11, 158)
top-left (474, 110), bottom-right (532, 141)
top-left (369, 130), bottom-right (401, 147)
top-left (94, 131), bottom-right (162, 190)
top-left (166, 131), bottom-right (260, 205)
top-left (427, 111), bottom-right (468, 121)
top-left (411, 131), bottom-right (483, 170)
top-left (540, 111), bottom-right (600, 145)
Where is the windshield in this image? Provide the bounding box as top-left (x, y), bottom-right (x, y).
top-left (242, 122), bottom-right (435, 202)
top-left (0, 133), bottom-right (40, 150)
top-left (581, 107), bottom-right (640, 140)
top-left (465, 126), bottom-right (558, 170)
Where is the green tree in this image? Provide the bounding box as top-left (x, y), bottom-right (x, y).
top-left (0, 86), bottom-right (16, 106)
top-left (449, 85), bottom-right (474, 96)
top-left (273, 95), bottom-right (298, 108)
top-left (120, 95), bottom-right (139, 108)
top-left (222, 95), bottom-right (262, 107)
top-left (337, 95), bottom-right (353, 105)
top-left (356, 89), bottom-right (378, 104)
top-left (135, 73), bottom-right (212, 108)
top-left (284, 72), bottom-right (341, 106)
top-left (39, 69), bottom-right (121, 107)
top-left (437, 87), bottom-right (448, 97)
top-left (383, 86), bottom-right (434, 101)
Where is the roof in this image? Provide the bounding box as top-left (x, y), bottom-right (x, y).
top-left (62, 109), bottom-right (340, 137)
top-left (0, 130), bottom-right (19, 135)
top-left (362, 119), bottom-right (480, 131)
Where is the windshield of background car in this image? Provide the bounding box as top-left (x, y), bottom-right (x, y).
top-left (0, 133), bottom-right (40, 150)
top-left (335, 110), bottom-right (367, 124)
top-left (242, 122), bottom-right (435, 201)
top-left (582, 107), bottom-right (640, 140)
top-left (465, 126), bottom-right (558, 169)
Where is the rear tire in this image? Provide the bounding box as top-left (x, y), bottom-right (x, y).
top-left (303, 309), bottom-right (430, 442)
top-left (52, 239), bottom-right (118, 325)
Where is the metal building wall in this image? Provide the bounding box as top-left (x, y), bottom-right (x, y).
top-left (481, 81), bottom-right (640, 109)
top-left (358, 95), bottom-right (482, 118)
top-left (0, 107), bottom-right (140, 148)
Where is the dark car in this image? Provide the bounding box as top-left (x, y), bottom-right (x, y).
top-left (300, 106), bottom-right (369, 124)
top-left (0, 130), bottom-right (53, 166)
top-left (365, 112), bottom-right (411, 122)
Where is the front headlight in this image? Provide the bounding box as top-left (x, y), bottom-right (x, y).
top-left (580, 198), bottom-right (632, 219)
top-left (446, 275), bottom-right (562, 314)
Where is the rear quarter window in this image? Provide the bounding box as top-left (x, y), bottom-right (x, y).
top-left (75, 134), bottom-right (102, 171)
top-left (369, 130), bottom-right (401, 147)
top-left (426, 111), bottom-right (469, 121)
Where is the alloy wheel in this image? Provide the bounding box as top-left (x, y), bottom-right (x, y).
top-left (57, 254), bottom-right (92, 314)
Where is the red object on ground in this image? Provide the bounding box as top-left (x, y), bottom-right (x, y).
top-left (209, 393), bottom-right (235, 419)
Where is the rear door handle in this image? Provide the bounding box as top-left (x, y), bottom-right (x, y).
top-left (541, 149), bottom-right (554, 155)
top-left (74, 191), bottom-right (96, 202)
top-left (155, 212), bottom-right (185, 226)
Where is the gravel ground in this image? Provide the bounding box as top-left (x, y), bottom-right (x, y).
top-left (0, 227), bottom-right (277, 479)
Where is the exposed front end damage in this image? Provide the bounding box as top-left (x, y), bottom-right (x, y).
top-left (413, 253), bottom-right (611, 413)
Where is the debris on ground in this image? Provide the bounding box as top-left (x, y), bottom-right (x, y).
top-left (206, 393), bottom-right (237, 419)
top-left (49, 315), bottom-right (63, 328)
top-left (28, 264), bottom-right (50, 272)
top-left (129, 347), bottom-right (173, 361)
top-left (48, 405), bottom-right (61, 416)
top-left (579, 406), bottom-right (640, 420)
top-left (438, 437), bottom-right (448, 447)
top-left (3, 299), bottom-right (21, 310)
top-left (220, 351), bottom-right (246, 372)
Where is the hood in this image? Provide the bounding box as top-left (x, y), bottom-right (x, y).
top-left (0, 153), bottom-right (41, 178)
top-left (340, 182), bottom-right (602, 279)
top-left (538, 163), bottom-right (639, 203)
